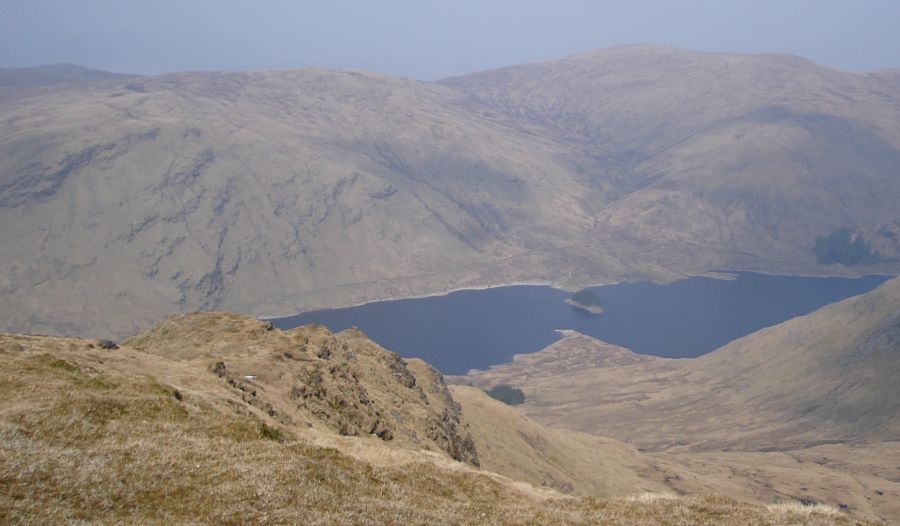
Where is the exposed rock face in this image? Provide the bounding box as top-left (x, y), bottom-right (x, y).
top-left (2, 45), bottom-right (900, 337)
top-left (125, 312), bottom-right (480, 464)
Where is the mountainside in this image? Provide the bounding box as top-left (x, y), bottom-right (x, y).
top-left (453, 381), bottom-right (900, 523)
top-left (1, 314), bottom-right (864, 525)
top-left (463, 276), bottom-right (900, 452)
top-left (0, 68), bottom-right (614, 338)
top-left (442, 45), bottom-right (900, 271)
top-left (451, 385), bottom-right (675, 497)
top-left (0, 64), bottom-right (131, 90)
top-left (2, 45), bottom-right (900, 337)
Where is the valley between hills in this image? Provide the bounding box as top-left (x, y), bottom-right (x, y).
top-left (2, 277), bottom-right (898, 523)
top-left (2, 44), bottom-right (899, 338)
top-left (457, 275), bottom-right (900, 522)
top-left (2, 45), bottom-right (900, 525)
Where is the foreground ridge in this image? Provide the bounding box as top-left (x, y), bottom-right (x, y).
top-left (0, 312), bottom-right (875, 525)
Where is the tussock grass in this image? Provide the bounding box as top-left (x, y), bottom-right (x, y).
top-left (257, 422), bottom-right (287, 442)
top-left (768, 502), bottom-right (841, 517)
top-left (0, 343), bottom-right (879, 525)
top-left (627, 492), bottom-right (681, 503)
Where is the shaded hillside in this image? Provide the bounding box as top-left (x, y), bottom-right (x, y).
top-left (442, 45), bottom-right (900, 273)
top-left (0, 64), bottom-right (131, 90)
top-left (0, 315), bottom-right (861, 525)
top-left (2, 46), bottom-right (900, 337)
top-left (0, 68), bottom-right (615, 338)
top-left (463, 276), bottom-right (900, 452)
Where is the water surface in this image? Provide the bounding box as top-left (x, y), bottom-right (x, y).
top-left (273, 272), bottom-right (891, 374)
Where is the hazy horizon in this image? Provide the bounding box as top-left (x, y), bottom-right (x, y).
top-left (2, 0), bottom-right (900, 78)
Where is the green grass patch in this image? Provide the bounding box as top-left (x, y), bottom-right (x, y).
top-left (485, 384), bottom-right (526, 405)
top-left (258, 422), bottom-right (286, 442)
top-left (49, 358), bottom-right (79, 373)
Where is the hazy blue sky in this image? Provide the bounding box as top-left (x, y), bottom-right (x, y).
top-left (2, 0), bottom-right (899, 78)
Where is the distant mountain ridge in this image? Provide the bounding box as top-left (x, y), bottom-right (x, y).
top-left (1, 45), bottom-right (899, 337)
top-left (0, 63), bottom-right (132, 89)
top-left (440, 45), bottom-right (900, 268)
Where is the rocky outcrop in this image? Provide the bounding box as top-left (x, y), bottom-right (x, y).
top-left (127, 312), bottom-right (480, 465)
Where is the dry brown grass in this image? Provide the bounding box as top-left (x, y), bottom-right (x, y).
top-left (460, 281), bottom-right (900, 522)
top-left (450, 385), bottom-right (680, 498)
top-left (768, 502), bottom-right (841, 518)
top-left (0, 334), bottom-right (878, 525)
top-left (463, 274), bottom-right (900, 454)
top-left (626, 493), bottom-right (681, 504)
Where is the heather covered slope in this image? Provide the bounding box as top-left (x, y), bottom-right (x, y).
top-left (2, 46), bottom-right (900, 338)
top-left (0, 315), bottom-right (862, 525)
top-left (464, 276), bottom-right (900, 452)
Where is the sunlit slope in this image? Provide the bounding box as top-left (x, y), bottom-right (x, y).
top-left (0, 314), bottom-right (861, 525)
top-left (451, 385), bottom-right (677, 497)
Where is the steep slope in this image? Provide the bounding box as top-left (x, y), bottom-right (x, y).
top-left (122, 312), bottom-right (479, 464)
top-left (442, 45), bottom-right (900, 274)
top-left (1, 317), bottom-right (860, 525)
top-left (463, 276), bottom-right (900, 452)
top-left (450, 376), bottom-right (900, 522)
top-left (451, 385), bottom-right (675, 497)
top-left (0, 68), bottom-right (614, 338)
top-left (3, 45), bottom-right (900, 338)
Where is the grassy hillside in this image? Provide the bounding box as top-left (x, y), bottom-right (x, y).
top-left (0, 317), bottom-right (864, 525)
top-left (0, 64), bottom-right (131, 90)
top-left (443, 45), bottom-right (900, 271)
top-left (458, 278), bottom-right (900, 522)
top-left (452, 385), bottom-right (676, 497)
top-left (0, 66), bottom-right (621, 338)
top-left (122, 312), bottom-right (479, 463)
top-left (2, 45), bottom-right (899, 338)
top-left (464, 277), bottom-right (900, 452)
